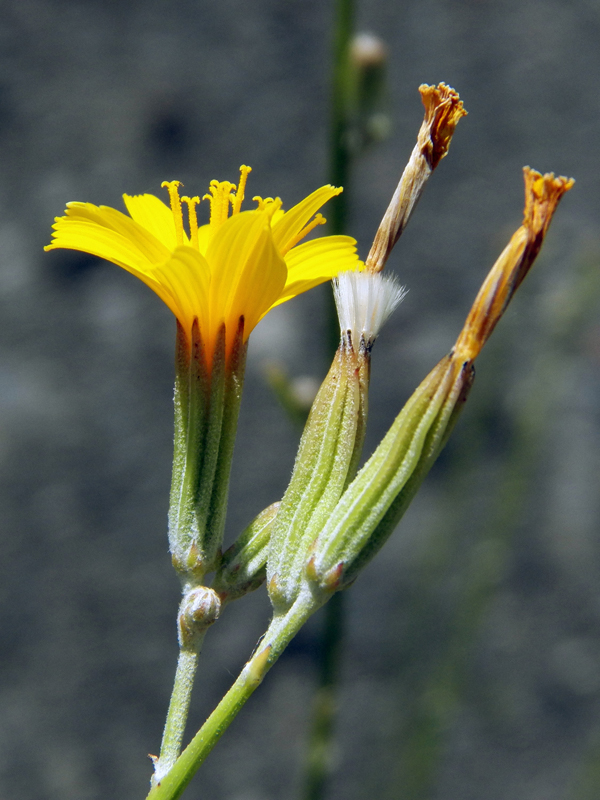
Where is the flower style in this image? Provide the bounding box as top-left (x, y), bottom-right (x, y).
top-left (45, 166), bottom-right (362, 364)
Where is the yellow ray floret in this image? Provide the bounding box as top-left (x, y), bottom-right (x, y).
top-left (45, 166), bottom-right (363, 362)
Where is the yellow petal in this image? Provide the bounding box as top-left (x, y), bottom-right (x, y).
top-left (46, 202), bottom-right (171, 269)
top-left (196, 223), bottom-right (212, 256)
top-left (273, 235), bottom-right (363, 307)
top-left (45, 178), bottom-right (364, 365)
top-left (64, 204), bottom-right (170, 263)
top-left (271, 185), bottom-right (342, 254)
top-left (46, 220), bottom-right (157, 275)
top-left (123, 193), bottom-right (184, 250)
top-left (150, 246), bottom-right (211, 332)
top-left (206, 209), bottom-right (287, 351)
top-left (114, 262), bottom-right (181, 321)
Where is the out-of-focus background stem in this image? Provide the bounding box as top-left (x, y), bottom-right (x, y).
top-left (301, 1), bottom-right (394, 796)
top-left (301, 1), bottom-right (354, 797)
top-left (328, 0), bottom-right (354, 239)
top-left (388, 253), bottom-right (600, 799)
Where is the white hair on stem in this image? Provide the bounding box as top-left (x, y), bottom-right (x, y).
top-left (333, 270), bottom-right (406, 348)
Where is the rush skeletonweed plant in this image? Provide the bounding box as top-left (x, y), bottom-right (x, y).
top-left (45, 83), bottom-right (574, 800)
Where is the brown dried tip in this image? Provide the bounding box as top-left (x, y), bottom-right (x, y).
top-left (419, 83), bottom-right (467, 169)
top-left (365, 83), bottom-right (466, 273)
top-left (454, 167), bottom-right (575, 362)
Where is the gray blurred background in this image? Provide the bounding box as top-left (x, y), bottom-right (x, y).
top-left (1, 1), bottom-right (599, 798)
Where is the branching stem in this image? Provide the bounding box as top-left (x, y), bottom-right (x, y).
top-left (146, 590), bottom-right (322, 800)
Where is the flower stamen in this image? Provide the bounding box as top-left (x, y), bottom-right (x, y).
top-left (253, 195), bottom-right (274, 211)
top-left (252, 196), bottom-right (284, 223)
top-left (181, 196), bottom-right (200, 249)
top-left (203, 180), bottom-right (236, 231)
top-left (231, 165), bottom-right (252, 215)
top-left (161, 180), bottom-right (185, 246)
top-left (281, 213), bottom-right (326, 255)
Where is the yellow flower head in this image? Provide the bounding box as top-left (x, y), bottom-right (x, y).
top-left (45, 166), bottom-right (362, 364)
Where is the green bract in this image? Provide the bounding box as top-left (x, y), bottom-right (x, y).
top-left (267, 340), bottom-right (369, 611)
top-left (213, 502), bottom-right (280, 603)
top-left (308, 354), bottom-right (473, 593)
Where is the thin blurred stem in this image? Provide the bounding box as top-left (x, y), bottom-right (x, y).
top-left (329, 0), bottom-right (353, 235)
top-left (571, 728), bottom-right (600, 800)
top-left (325, 0), bottom-right (354, 356)
top-left (386, 353), bottom-right (541, 799)
top-left (301, 1), bottom-right (354, 798)
top-left (388, 255), bottom-right (600, 800)
top-left (561, 255), bottom-right (600, 800)
top-left (302, 592), bottom-right (346, 800)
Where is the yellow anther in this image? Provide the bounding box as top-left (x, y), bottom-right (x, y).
top-left (281, 213), bottom-right (327, 254)
top-left (253, 195), bottom-right (273, 211)
top-left (263, 197), bottom-right (282, 221)
top-left (161, 180), bottom-right (185, 246)
top-left (202, 184), bottom-right (217, 223)
top-left (181, 196), bottom-right (200, 249)
top-left (203, 180), bottom-right (236, 230)
top-left (232, 165), bottom-right (252, 215)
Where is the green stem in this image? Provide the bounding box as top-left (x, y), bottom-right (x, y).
top-left (146, 591), bottom-right (322, 800)
top-left (302, 591), bottom-right (345, 800)
top-left (154, 641), bottom-right (205, 783)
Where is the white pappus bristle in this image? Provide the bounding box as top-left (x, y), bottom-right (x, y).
top-left (333, 270), bottom-right (406, 347)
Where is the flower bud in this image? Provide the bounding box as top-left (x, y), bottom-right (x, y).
top-left (177, 586), bottom-right (221, 649)
top-left (212, 502), bottom-right (280, 603)
top-left (307, 354), bottom-right (473, 598)
top-left (267, 270), bottom-right (403, 612)
top-left (267, 341), bottom-right (363, 612)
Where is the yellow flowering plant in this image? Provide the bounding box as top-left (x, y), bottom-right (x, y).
top-left (44, 83), bottom-right (573, 800)
top-left (46, 171), bottom-right (362, 583)
top-left (45, 168), bottom-right (363, 783)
